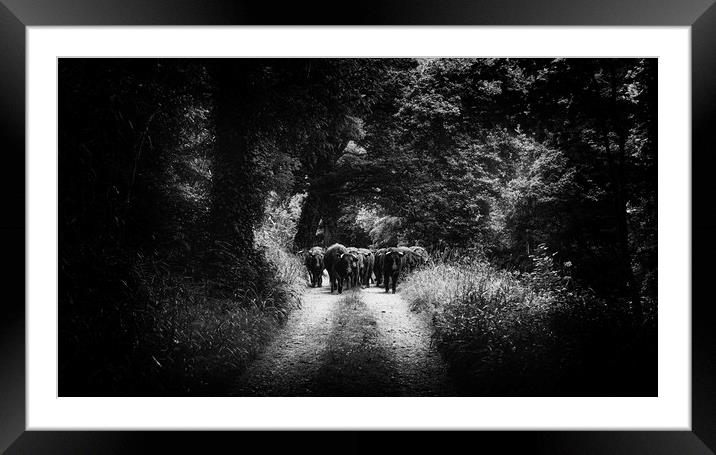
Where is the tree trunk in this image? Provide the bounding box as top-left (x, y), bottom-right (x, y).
top-left (294, 177), bottom-right (342, 248)
top-left (294, 190), bottom-right (322, 249)
top-left (606, 64), bottom-right (642, 321)
top-left (321, 215), bottom-right (338, 247)
top-left (616, 134), bottom-right (643, 321)
top-left (208, 61), bottom-right (264, 285)
top-left (319, 192), bottom-right (340, 247)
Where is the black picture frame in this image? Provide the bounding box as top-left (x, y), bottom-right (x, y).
top-left (1, 1), bottom-right (713, 453)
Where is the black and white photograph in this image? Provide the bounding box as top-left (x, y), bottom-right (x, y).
top-left (59, 57), bottom-right (657, 398)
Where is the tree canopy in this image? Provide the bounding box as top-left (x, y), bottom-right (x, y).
top-left (59, 58), bottom-right (656, 394)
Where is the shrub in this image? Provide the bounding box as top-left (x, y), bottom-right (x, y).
top-left (135, 274), bottom-right (283, 395)
top-left (115, 240), bottom-right (303, 396)
top-left (128, 195), bottom-right (307, 395)
top-left (402, 247), bottom-right (656, 396)
top-left (59, 194), bottom-right (306, 396)
top-left (403, 261), bottom-right (559, 394)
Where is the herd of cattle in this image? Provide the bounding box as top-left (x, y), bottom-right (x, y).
top-left (300, 244), bottom-right (430, 294)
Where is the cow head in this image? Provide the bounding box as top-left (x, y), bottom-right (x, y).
top-left (340, 253), bottom-right (359, 271)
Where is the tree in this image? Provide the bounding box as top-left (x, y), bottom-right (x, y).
top-left (291, 59), bottom-right (387, 248)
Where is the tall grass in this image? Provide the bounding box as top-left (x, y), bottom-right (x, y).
top-left (402, 248), bottom-right (656, 396)
top-left (59, 195), bottom-right (306, 396)
top-left (124, 238), bottom-right (304, 395)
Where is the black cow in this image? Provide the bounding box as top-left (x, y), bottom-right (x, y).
top-left (346, 247), bottom-right (364, 288)
top-left (324, 243), bottom-right (348, 294)
top-left (395, 246), bottom-right (421, 272)
top-left (358, 248), bottom-right (374, 287)
top-left (325, 243), bottom-right (361, 294)
top-left (338, 251), bottom-right (360, 293)
top-left (409, 246), bottom-right (430, 268)
top-left (383, 247), bottom-right (405, 294)
top-left (304, 246), bottom-right (325, 288)
top-left (373, 248), bottom-right (386, 287)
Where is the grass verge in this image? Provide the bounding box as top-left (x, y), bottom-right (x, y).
top-left (401, 255), bottom-right (656, 396)
top-left (59, 242), bottom-right (305, 396)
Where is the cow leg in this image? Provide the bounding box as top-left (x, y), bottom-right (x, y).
top-left (384, 272), bottom-right (390, 293)
top-left (392, 272), bottom-right (398, 294)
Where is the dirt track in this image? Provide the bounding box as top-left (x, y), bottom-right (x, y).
top-left (231, 276), bottom-right (455, 396)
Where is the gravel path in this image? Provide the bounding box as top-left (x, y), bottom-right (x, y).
top-left (231, 276), bottom-right (455, 396)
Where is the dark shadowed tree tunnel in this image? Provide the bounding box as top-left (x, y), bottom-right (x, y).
top-left (58, 57), bottom-right (657, 396)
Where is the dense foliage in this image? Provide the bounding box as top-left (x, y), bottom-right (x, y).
top-left (59, 58), bottom-right (656, 395)
top-left (402, 246), bottom-right (656, 396)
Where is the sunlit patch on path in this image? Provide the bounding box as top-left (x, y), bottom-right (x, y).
top-left (362, 286), bottom-right (455, 396)
top-left (231, 283), bottom-right (336, 396)
top-left (231, 279), bottom-right (455, 396)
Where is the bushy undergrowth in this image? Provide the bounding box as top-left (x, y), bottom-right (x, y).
top-left (60, 200), bottom-right (305, 396)
top-left (132, 205), bottom-right (305, 395)
top-left (402, 246), bottom-right (656, 396)
top-left (133, 242), bottom-right (303, 395)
